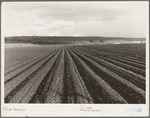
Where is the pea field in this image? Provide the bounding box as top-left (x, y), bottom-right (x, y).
top-left (4, 43), bottom-right (146, 104)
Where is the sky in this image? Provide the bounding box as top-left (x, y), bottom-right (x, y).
top-left (2, 2), bottom-right (148, 37)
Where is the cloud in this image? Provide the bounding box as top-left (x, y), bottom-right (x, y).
top-left (2, 2), bottom-right (148, 37)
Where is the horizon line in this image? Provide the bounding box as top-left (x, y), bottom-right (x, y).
top-left (5, 36), bottom-right (146, 39)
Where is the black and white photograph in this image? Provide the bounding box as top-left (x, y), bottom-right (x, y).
top-left (1, 1), bottom-right (149, 117)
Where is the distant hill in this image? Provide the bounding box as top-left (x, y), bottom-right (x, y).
top-left (5, 36), bottom-right (146, 44)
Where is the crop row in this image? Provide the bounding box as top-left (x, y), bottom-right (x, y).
top-left (4, 44), bottom-right (146, 103)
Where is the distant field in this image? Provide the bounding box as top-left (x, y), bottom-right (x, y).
top-left (5, 36), bottom-right (146, 45)
top-left (4, 43), bottom-right (146, 104)
top-left (5, 41), bottom-right (74, 45)
top-left (32, 41), bottom-right (74, 45)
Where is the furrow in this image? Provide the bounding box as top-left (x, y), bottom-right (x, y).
top-left (45, 48), bottom-right (65, 103)
top-left (75, 46), bottom-right (145, 68)
top-left (8, 49), bottom-right (61, 103)
top-left (81, 45), bottom-right (145, 58)
top-left (5, 49), bottom-right (53, 75)
top-left (62, 49), bottom-right (76, 103)
top-left (4, 49), bottom-right (61, 103)
top-left (66, 48), bottom-right (94, 103)
top-left (70, 47), bottom-right (145, 90)
top-left (68, 48), bottom-right (128, 104)
top-left (29, 48), bottom-right (63, 103)
top-left (125, 56), bottom-right (145, 62)
top-left (5, 49), bottom-right (59, 83)
top-left (70, 48), bottom-right (145, 103)
top-left (115, 56), bottom-right (145, 65)
top-left (72, 47), bottom-right (145, 77)
top-left (92, 55), bottom-right (145, 77)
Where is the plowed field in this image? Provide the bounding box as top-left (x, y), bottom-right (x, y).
top-left (4, 44), bottom-right (146, 104)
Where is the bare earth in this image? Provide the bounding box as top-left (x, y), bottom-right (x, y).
top-left (4, 43), bottom-right (146, 104)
